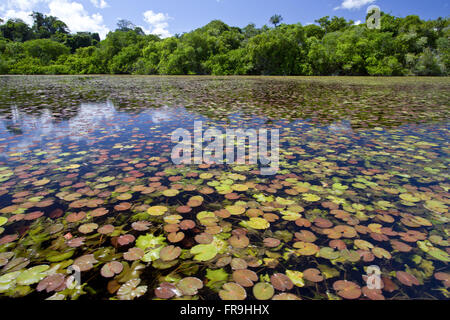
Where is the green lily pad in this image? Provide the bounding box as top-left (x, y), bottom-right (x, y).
top-left (427, 248), bottom-right (450, 262)
top-left (136, 233), bottom-right (166, 250)
top-left (0, 271), bottom-right (21, 293)
top-left (253, 282), bottom-right (274, 300)
top-left (219, 282), bottom-right (246, 300)
top-left (147, 206), bottom-right (168, 216)
top-left (285, 270), bottom-right (305, 287)
top-left (177, 277), bottom-right (203, 296)
top-left (247, 217), bottom-right (270, 230)
top-left (162, 189), bottom-right (179, 197)
top-left (0, 217), bottom-right (7, 227)
top-left (226, 205), bottom-right (246, 216)
top-left (16, 265), bottom-right (50, 285)
top-left (318, 247), bottom-right (340, 260)
top-left (190, 244), bottom-right (218, 261)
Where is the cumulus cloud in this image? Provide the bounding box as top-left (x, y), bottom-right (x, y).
top-left (334, 0), bottom-right (375, 10)
top-left (90, 0), bottom-right (108, 9)
top-left (143, 10), bottom-right (171, 38)
top-left (1, 9), bottom-right (34, 25)
top-left (0, 0), bottom-right (110, 39)
top-left (6, 0), bottom-right (44, 11)
top-left (48, 0), bottom-right (109, 38)
top-left (0, 0), bottom-right (45, 24)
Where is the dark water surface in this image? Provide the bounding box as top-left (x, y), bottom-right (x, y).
top-left (0, 76), bottom-right (448, 300)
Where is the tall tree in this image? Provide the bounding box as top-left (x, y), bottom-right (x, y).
top-left (270, 15), bottom-right (283, 28)
top-left (116, 19), bottom-right (135, 32)
top-left (31, 12), bottom-right (69, 39)
top-left (0, 19), bottom-right (33, 42)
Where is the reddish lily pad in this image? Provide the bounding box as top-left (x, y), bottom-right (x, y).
top-left (66, 211), bottom-right (86, 223)
top-left (396, 271), bottom-right (420, 287)
top-left (73, 254), bottom-right (98, 272)
top-left (362, 286), bottom-right (385, 300)
top-left (131, 221), bottom-right (151, 231)
top-left (263, 238), bottom-right (281, 248)
top-left (434, 272), bottom-right (450, 288)
top-left (219, 282), bottom-right (247, 300)
top-left (177, 277), bottom-right (203, 296)
top-left (167, 232), bottom-right (185, 243)
top-left (195, 233), bottom-right (213, 244)
top-left (101, 261), bottom-right (124, 278)
top-left (114, 202), bottom-right (132, 211)
top-left (98, 224), bottom-right (115, 235)
top-left (230, 258), bottom-right (248, 270)
top-left (67, 237), bottom-right (85, 248)
top-left (272, 293), bottom-right (301, 300)
top-left (0, 234), bottom-right (18, 245)
top-left (155, 282), bottom-right (179, 299)
top-left (303, 268), bottom-right (324, 283)
top-left (37, 274), bottom-right (66, 293)
top-left (229, 235), bottom-right (250, 248)
top-left (333, 280), bottom-right (362, 299)
top-left (123, 248), bottom-right (145, 261)
top-left (270, 273), bottom-right (294, 291)
top-left (160, 245), bottom-right (181, 261)
top-left (117, 234), bottom-right (135, 246)
top-left (233, 269), bottom-right (258, 287)
top-left (180, 219), bottom-right (196, 230)
top-left (78, 223), bottom-right (98, 234)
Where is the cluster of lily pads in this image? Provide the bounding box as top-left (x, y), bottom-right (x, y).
top-left (0, 76), bottom-right (448, 300)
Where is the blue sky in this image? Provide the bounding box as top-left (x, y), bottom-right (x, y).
top-left (0, 0), bottom-right (448, 39)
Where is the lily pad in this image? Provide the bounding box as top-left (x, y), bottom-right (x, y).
top-left (101, 261), bottom-right (124, 278)
top-left (253, 282), bottom-right (274, 300)
top-left (233, 269), bottom-right (258, 287)
top-left (285, 270), bottom-right (305, 287)
top-left (160, 245), bottom-right (181, 262)
top-left (190, 244), bottom-right (218, 261)
top-left (270, 273), bottom-right (294, 291)
top-left (219, 282), bottom-right (247, 300)
top-left (303, 268), bottom-right (324, 282)
top-left (118, 279), bottom-right (147, 300)
top-left (333, 280), bottom-right (361, 299)
top-left (177, 277), bottom-right (203, 296)
top-left (147, 206), bottom-right (168, 216)
top-left (396, 271), bottom-right (420, 287)
top-left (247, 217), bottom-right (270, 230)
top-left (17, 265), bottom-right (50, 285)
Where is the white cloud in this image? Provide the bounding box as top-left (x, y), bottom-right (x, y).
top-left (143, 10), bottom-right (171, 38)
top-left (0, 0), bottom-right (109, 39)
top-left (354, 20), bottom-right (362, 25)
top-left (0, 0), bottom-right (46, 24)
top-left (48, 0), bottom-right (109, 38)
top-left (1, 9), bottom-right (34, 25)
top-left (334, 0), bottom-right (375, 10)
top-left (90, 0), bottom-right (108, 9)
top-left (6, 0), bottom-right (44, 11)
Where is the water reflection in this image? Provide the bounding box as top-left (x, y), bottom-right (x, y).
top-left (68, 101), bottom-right (117, 141)
top-left (328, 120), bottom-right (353, 133)
top-left (0, 77), bottom-right (448, 300)
top-left (0, 101), bottom-right (179, 156)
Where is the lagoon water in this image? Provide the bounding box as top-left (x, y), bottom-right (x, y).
top-left (0, 76), bottom-right (448, 300)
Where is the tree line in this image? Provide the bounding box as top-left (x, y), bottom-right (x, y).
top-left (0, 12), bottom-right (448, 76)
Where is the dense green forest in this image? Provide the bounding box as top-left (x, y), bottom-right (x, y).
top-left (0, 12), bottom-right (448, 76)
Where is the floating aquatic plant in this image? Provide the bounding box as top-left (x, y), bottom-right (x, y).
top-left (0, 76), bottom-right (448, 300)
